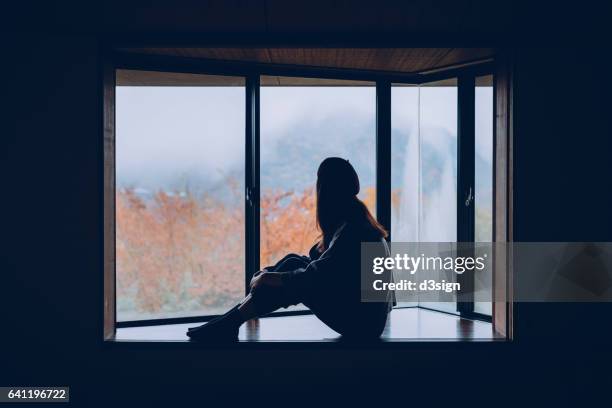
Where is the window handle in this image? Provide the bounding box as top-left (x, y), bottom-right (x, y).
top-left (465, 187), bottom-right (473, 207)
top-left (246, 186), bottom-right (256, 207)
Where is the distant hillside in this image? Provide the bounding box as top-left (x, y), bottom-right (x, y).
top-left (120, 114), bottom-right (491, 207)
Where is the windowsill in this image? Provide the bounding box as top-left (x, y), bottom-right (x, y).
top-left (112, 308), bottom-right (503, 344)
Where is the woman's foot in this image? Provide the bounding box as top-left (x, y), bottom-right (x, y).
top-left (186, 307), bottom-right (243, 342)
top-left (187, 305), bottom-right (239, 333)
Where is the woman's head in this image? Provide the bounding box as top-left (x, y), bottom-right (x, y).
top-left (316, 156), bottom-right (360, 199)
top-left (316, 157), bottom-right (387, 248)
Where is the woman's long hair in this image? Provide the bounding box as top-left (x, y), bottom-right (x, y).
top-left (315, 157), bottom-right (387, 251)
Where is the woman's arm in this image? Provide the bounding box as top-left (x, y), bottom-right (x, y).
top-left (250, 271), bottom-right (283, 292)
top-left (252, 229), bottom-right (349, 294)
top-left (261, 253), bottom-right (310, 272)
top-left (279, 224), bottom-right (352, 298)
top-left (251, 253), bottom-right (311, 289)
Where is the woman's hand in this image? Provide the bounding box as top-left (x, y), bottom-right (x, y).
top-left (249, 271), bottom-right (283, 292)
top-left (249, 269), bottom-right (265, 289)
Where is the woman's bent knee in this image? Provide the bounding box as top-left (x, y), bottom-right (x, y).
top-left (273, 256), bottom-right (309, 272)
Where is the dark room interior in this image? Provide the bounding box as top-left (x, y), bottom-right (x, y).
top-left (3, 1), bottom-right (612, 406)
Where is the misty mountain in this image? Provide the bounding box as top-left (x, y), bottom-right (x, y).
top-left (119, 113), bottom-right (492, 207)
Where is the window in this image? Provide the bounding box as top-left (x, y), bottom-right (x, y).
top-left (390, 84), bottom-right (419, 243)
top-left (105, 56), bottom-right (505, 336)
top-left (115, 70), bottom-right (245, 321)
top-left (391, 79), bottom-right (459, 313)
top-left (474, 74), bottom-right (494, 316)
top-left (418, 79), bottom-right (458, 244)
top-left (417, 79), bottom-right (459, 313)
top-left (391, 76), bottom-right (495, 318)
top-left (259, 76), bottom-right (376, 267)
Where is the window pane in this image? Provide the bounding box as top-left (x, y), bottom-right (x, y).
top-left (115, 69), bottom-right (245, 321)
top-left (419, 80), bottom-right (457, 312)
top-left (419, 80), bottom-right (458, 243)
top-left (392, 79), bottom-right (458, 313)
top-left (418, 79), bottom-right (459, 313)
top-left (260, 76), bottom-right (376, 268)
top-left (474, 74), bottom-right (494, 316)
top-left (391, 85), bottom-right (419, 243)
top-left (391, 84), bottom-right (419, 307)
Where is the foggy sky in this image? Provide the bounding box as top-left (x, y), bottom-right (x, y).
top-left (116, 85), bottom-right (492, 191)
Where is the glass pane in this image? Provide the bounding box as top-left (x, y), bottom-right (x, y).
top-left (391, 85), bottom-right (419, 243)
top-left (392, 79), bottom-right (458, 313)
top-left (260, 76), bottom-right (376, 268)
top-left (419, 79), bottom-right (458, 243)
top-left (474, 74), bottom-right (494, 316)
top-left (391, 84), bottom-right (419, 307)
top-left (418, 79), bottom-right (458, 313)
top-left (115, 69), bottom-right (245, 321)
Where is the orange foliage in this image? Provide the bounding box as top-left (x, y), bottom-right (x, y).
top-left (260, 185), bottom-right (376, 267)
top-left (116, 182), bottom-right (376, 319)
top-left (260, 188), bottom-right (317, 267)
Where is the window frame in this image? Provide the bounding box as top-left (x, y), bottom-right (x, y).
top-left (103, 50), bottom-right (506, 334)
top-left (390, 70), bottom-right (495, 323)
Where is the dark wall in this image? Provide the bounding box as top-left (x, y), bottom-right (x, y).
top-left (3, 4), bottom-right (612, 405)
top-left (510, 46), bottom-right (612, 400)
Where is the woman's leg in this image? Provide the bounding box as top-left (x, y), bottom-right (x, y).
top-left (187, 258), bottom-right (309, 341)
top-left (247, 255), bottom-right (310, 294)
top-left (186, 302), bottom-right (245, 341)
top-left (186, 284), bottom-right (296, 342)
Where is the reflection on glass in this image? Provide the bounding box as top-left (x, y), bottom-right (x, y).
top-left (391, 85), bottom-right (419, 307)
top-left (474, 75), bottom-right (494, 316)
top-left (392, 80), bottom-right (458, 312)
top-left (260, 76), bottom-right (376, 269)
top-left (391, 85), bottom-right (419, 243)
top-left (418, 80), bottom-right (458, 313)
top-left (419, 80), bottom-right (458, 243)
top-left (115, 70), bottom-right (245, 321)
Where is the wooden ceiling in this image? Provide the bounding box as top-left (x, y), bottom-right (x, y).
top-left (119, 48), bottom-right (494, 75)
top-left (115, 69), bottom-right (463, 87)
top-left (116, 70), bottom-right (246, 86)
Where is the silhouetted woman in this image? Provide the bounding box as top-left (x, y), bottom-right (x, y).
top-left (187, 157), bottom-right (392, 341)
